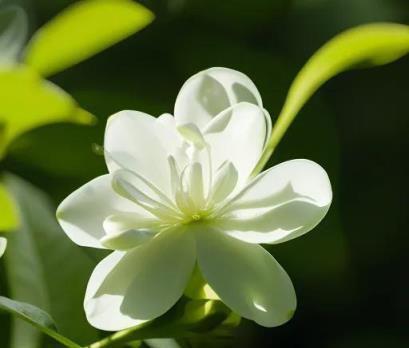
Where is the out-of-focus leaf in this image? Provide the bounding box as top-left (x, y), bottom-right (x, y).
top-left (0, 180), bottom-right (18, 231)
top-left (3, 174), bottom-right (99, 346)
top-left (0, 6), bottom-right (27, 65)
top-left (0, 296), bottom-right (81, 348)
top-left (255, 23), bottom-right (409, 172)
top-left (24, 0), bottom-right (154, 77)
top-left (0, 66), bottom-right (95, 158)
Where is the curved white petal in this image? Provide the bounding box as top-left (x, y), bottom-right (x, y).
top-left (208, 161), bottom-right (238, 204)
top-left (104, 111), bottom-right (183, 196)
top-left (174, 67), bottom-right (262, 129)
top-left (101, 213), bottom-right (160, 250)
top-left (0, 237), bottom-right (7, 258)
top-left (204, 102), bottom-right (267, 187)
top-left (57, 175), bottom-right (140, 248)
top-left (100, 229), bottom-right (156, 250)
top-left (84, 228), bottom-right (196, 331)
top-left (221, 159), bottom-right (332, 244)
top-left (196, 228), bottom-right (296, 327)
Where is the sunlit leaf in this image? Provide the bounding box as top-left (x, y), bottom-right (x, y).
top-left (24, 0), bottom-right (154, 77)
top-left (0, 296), bottom-right (81, 348)
top-left (0, 180), bottom-right (18, 231)
top-left (254, 23), bottom-right (409, 172)
top-left (3, 174), bottom-right (99, 346)
top-left (0, 66), bottom-right (95, 158)
top-left (0, 6), bottom-right (28, 65)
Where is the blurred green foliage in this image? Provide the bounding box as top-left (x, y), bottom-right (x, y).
top-left (1, 0), bottom-right (408, 347)
top-left (255, 23), bottom-right (409, 171)
top-left (24, 0), bottom-right (154, 77)
top-left (0, 0), bottom-right (153, 231)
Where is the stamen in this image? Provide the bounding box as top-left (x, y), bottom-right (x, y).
top-left (205, 144), bottom-right (213, 204)
top-left (168, 156), bottom-right (180, 197)
top-left (104, 149), bottom-right (178, 211)
top-left (191, 214), bottom-right (201, 221)
top-left (112, 171), bottom-right (184, 222)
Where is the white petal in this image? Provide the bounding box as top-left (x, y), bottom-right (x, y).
top-left (196, 228), bottom-right (296, 327)
top-left (208, 161), bottom-right (238, 204)
top-left (84, 228), bottom-right (196, 331)
top-left (112, 169), bottom-right (180, 222)
top-left (177, 123), bottom-right (207, 150)
top-left (0, 237), bottom-right (7, 257)
top-left (174, 67), bottom-right (262, 129)
top-left (182, 162), bottom-right (206, 210)
top-left (104, 111), bottom-right (182, 196)
top-left (101, 213), bottom-right (159, 250)
top-left (57, 175), bottom-right (139, 248)
top-left (100, 229), bottom-right (156, 250)
top-left (222, 159), bottom-right (332, 244)
top-left (204, 102), bottom-right (267, 187)
top-left (103, 213), bottom-right (160, 235)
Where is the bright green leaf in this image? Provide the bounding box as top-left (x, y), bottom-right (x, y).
top-left (254, 23), bottom-right (409, 173)
top-left (0, 296), bottom-right (81, 348)
top-left (0, 180), bottom-right (18, 231)
top-left (0, 6), bottom-right (28, 65)
top-left (3, 174), bottom-right (99, 346)
top-left (24, 0), bottom-right (154, 77)
top-left (0, 65), bottom-right (95, 158)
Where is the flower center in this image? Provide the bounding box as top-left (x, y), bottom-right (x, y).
top-left (191, 214), bottom-right (201, 221)
top-left (110, 132), bottom-right (239, 229)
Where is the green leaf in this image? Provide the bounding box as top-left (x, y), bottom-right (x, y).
top-left (24, 0), bottom-right (154, 77)
top-left (0, 180), bottom-right (18, 231)
top-left (0, 66), bottom-right (95, 158)
top-left (3, 174), bottom-right (100, 346)
top-left (254, 23), bottom-right (409, 173)
top-left (0, 6), bottom-right (28, 65)
top-left (0, 296), bottom-right (81, 348)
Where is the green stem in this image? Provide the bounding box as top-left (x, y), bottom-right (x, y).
top-left (84, 321), bottom-right (168, 348)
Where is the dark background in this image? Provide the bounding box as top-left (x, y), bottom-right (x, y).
top-left (3, 0), bottom-right (409, 347)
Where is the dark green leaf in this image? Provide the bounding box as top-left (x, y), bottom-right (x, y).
top-left (0, 296), bottom-right (80, 348)
top-left (4, 174), bottom-right (100, 346)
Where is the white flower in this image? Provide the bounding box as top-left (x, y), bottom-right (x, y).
top-left (0, 237), bottom-right (7, 258)
top-left (57, 67), bottom-right (332, 331)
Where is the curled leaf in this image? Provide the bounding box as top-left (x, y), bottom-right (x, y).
top-left (0, 66), bottom-right (95, 158)
top-left (254, 23), bottom-right (409, 173)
